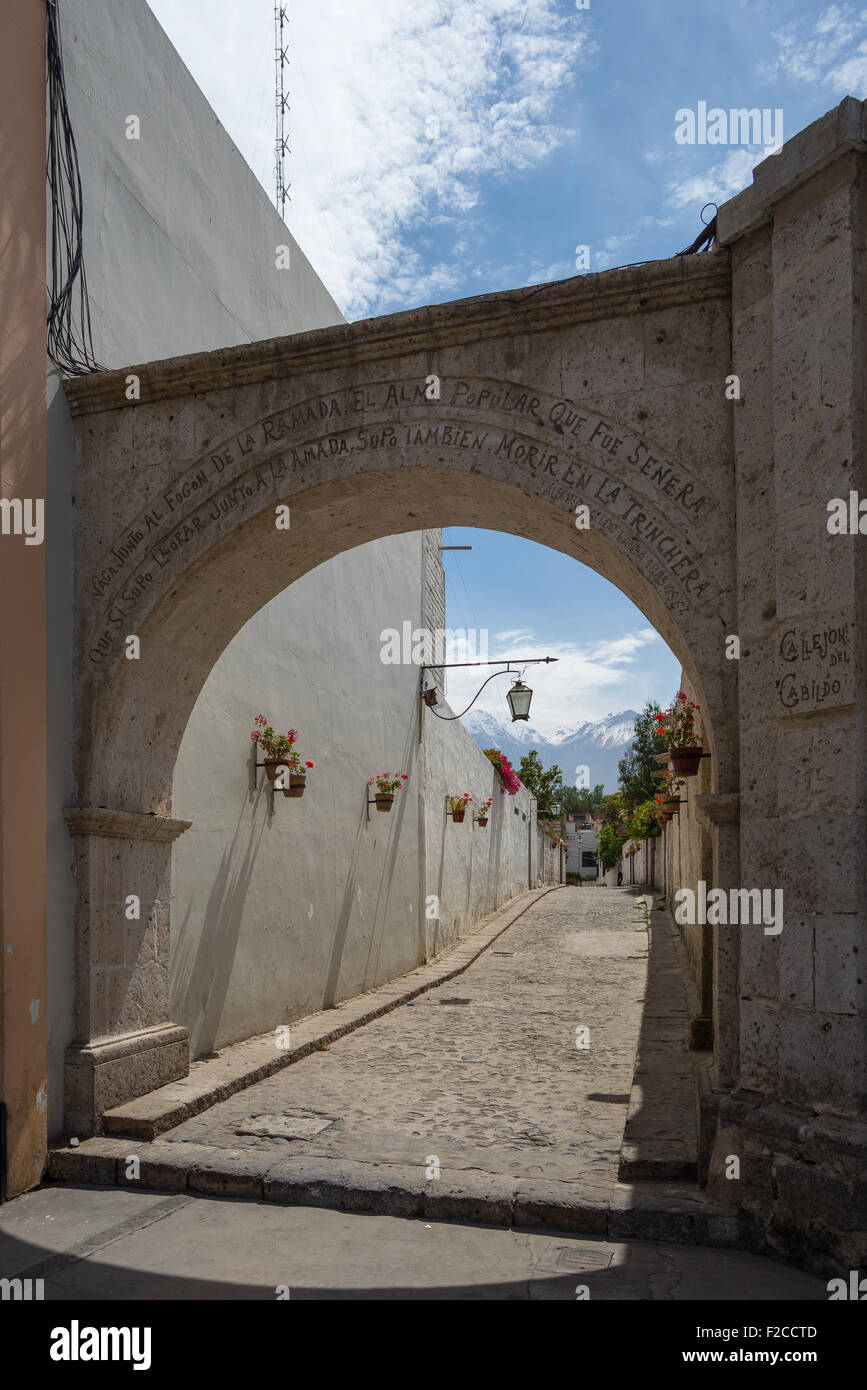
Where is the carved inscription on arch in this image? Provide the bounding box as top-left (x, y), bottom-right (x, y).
top-left (84, 376), bottom-right (726, 668)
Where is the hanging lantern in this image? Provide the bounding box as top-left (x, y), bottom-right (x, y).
top-left (506, 678), bottom-right (532, 722)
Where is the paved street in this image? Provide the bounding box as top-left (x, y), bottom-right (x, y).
top-left (0, 1185), bottom-right (827, 1300)
top-left (48, 888), bottom-right (732, 1235)
top-left (8, 887), bottom-right (834, 1298)
top-left (158, 886), bottom-right (651, 1191)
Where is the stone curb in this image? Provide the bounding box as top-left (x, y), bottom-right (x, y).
top-left (89, 885), bottom-right (565, 1140)
top-left (45, 1139), bottom-right (757, 1252)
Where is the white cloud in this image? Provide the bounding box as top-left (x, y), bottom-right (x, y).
top-left (828, 45), bottom-right (867, 90)
top-left (593, 216), bottom-right (676, 269)
top-left (147, 0), bottom-right (591, 319)
top-left (665, 148), bottom-right (764, 211)
top-left (760, 4), bottom-right (867, 87)
top-left (443, 628), bottom-right (664, 735)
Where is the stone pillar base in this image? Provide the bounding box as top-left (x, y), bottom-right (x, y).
top-left (64, 1022), bottom-right (189, 1137)
top-left (698, 1083), bottom-right (867, 1277)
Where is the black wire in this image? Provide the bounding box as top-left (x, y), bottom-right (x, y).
top-left (675, 202), bottom-right (719, 256)
top-left (46, 0), bottom-right (103, 374)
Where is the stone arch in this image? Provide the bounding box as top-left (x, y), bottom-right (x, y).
top-left (64, 257), bottom-right (739, 1132)
top-left (86, 462), bottom-right (736, 811)
top-left (57, 100), bottom-right (867, 1275)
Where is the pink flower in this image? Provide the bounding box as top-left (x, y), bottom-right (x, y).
top-left (251, 731), bottom-right (261, 742)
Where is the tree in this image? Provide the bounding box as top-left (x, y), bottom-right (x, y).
top-left (561, 782), bottom-right (605, 816)
top-left (518, 750), bottom-right (563, 815)
top-left (597, 823), bottom-right (625, 872)
top-left (618, 701), bottom-right (666, 806)
top-left (600, 792), bottom-right (624, 828)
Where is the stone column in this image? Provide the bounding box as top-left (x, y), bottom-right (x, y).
top-left (63, 808), bottom-right (191, 1135)
top-left (716, 97), bottom-right (867, 1267)
top-left (694, 793), bottom-right (741, 1078)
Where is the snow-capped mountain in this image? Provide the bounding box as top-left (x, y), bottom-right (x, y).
top-left (462, 709), bottom-right (638, 793)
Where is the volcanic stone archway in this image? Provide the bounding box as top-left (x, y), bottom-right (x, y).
top-left (63, 100), bottom-right (867, 1271)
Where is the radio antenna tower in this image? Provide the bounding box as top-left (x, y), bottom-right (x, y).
top-left (274, 3), bottom-right (290, 216)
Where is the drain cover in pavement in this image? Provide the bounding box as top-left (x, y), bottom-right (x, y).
top-left (533, 1244), bottom-right (616, 1274)
top-left (235, 1112), bottom-right (335, 1140)
top-left (438, 998), bottom-right (471, 1005)
top-left (491, 951), bottom-right (516, 956)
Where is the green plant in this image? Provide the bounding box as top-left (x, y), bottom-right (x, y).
top-left (657, 769), bottom-right (685, 799)
top-left (561, 782), bottom-right (605, 815)
top-left (369, 772), bottom-right (409, 794)
top-left (518, 749), bottom-right (563, 815)
top-left (447, 793), bottom-right (472, 815)
top-left (618, 701), bottom-right (667, 805)
top-left (655, 690), bottom-right (701, 748)
top-left (597, 823), bottom-right (625, 872)
top-left (251, 715), bottom-right (297, 761)
top-left (483, 749), bottom-right (521, 795)
top-left (626, 798), bottom-right (661, 841)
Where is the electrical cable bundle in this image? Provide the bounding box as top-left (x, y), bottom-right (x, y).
top-left (46, 0), bottom-right (103, 374)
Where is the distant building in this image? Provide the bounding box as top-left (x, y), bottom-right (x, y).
top-left (564, 817), bottom-right (599, 879)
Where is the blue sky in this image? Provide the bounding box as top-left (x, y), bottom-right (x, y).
top-left (440, 528), bottom-right (678, 731)
top-left (149, 0), bottom-right (867, 315)
top-left (147, 0), bottom-right (866, 729)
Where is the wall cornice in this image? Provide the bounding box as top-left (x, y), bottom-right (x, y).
top-left (64, 253), bottom-right (731, 418)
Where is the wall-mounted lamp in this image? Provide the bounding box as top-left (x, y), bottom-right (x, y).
top-left (419, 656), bottom-right (558, 739)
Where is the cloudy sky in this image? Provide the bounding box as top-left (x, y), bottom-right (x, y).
top-left (147, 0), bottom-right (866, 732)
top-left (148, 0), bottom-right (866, 319)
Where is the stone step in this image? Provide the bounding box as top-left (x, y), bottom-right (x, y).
top-left (45, 1136), bottom-right (755, 1252)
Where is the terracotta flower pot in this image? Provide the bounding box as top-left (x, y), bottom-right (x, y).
top-left (282, 784), bottom-right (304, 798)
top-left (476, 816), bottom-right (488, 827)
top-left (659, 811), bottom-right (671, 825)
top-left (670, 745), bottom-right (703, 777)
top-left (451, 810), bottom-right (466, 823)
top-left (374, 792), bottom-right (394, 811)
top-left (662, 796), bottom-right (681, 812)
top-left (289, 771), bottom-right (306, 787)
top-left (264, 758), bottom-right (291, 781)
